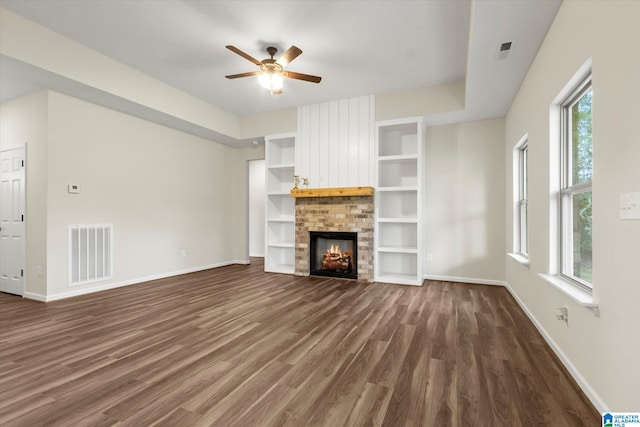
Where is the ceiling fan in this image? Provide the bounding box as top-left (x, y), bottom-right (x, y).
top-left (225, 45), bottom-right (322, 95)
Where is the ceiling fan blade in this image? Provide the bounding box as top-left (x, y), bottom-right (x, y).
top-left (225, 71), bottom-right (261, 79)
top-left (225, 45), bottom-right (261, 66)
top-left (285, 71), bottom-right (322, 83)
top-left (277, 46), bottom-right (302, 67)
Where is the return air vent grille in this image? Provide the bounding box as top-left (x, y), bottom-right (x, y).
top-left (68, 224), bottom-right (113, 286)
top-left (496, 40), bottom-right (514, 60)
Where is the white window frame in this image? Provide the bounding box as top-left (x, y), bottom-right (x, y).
top-left (508, 135), bottom-right (529, 266)
top-left (559, 74), bottom-right (592, 291)
top-left (540, 61), bottom-right (597, 313)
top-left (517, 142), bottom-right (529, 257)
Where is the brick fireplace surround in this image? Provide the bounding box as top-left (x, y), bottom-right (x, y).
top-left (294, 195), bottom-right (374, 281)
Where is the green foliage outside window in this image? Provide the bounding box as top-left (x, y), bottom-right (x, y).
top-left (570, 89), bottom-right (592, 282)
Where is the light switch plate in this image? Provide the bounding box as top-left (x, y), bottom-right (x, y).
top-left (620, 192), bottom-right (640, 220)
top-left (68, 184), bottom-right (80, 194)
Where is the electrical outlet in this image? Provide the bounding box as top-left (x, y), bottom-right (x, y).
top-left (426, 253), bottom-right (433, 262)
top-left (181, 249), bottom-right (187, 257)
top-left (556, 306), bottom-right (569, 324)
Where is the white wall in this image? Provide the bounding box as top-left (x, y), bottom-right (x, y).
top-left (376, 80), bottom-right (465, 121)
top-left (504, 0), bottom-right (640, 411)
top-left (424, 118), bottom-right (505, 283)
top-left (1, 90), bottom-right (262, 300)
top-left (248, 159), bottom-right (265, 257)
top-left (0, 90), bottom-right (49, 297)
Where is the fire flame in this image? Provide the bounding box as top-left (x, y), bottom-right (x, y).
top-left (325, 245), bottom-right (343, 256)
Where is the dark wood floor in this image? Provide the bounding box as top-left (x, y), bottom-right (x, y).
top-left (0, 258), bottom-right (598, 426)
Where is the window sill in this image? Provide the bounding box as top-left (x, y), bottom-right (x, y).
top-left (538, 273), bottom-right (599, 315)
top-left (507, 252), bottom-right (530, 267)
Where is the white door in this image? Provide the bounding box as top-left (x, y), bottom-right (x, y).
top-left (0, 146), bottom-right (25, 296)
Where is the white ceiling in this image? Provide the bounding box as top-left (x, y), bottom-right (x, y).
top-left (0, 0), bottom-right (561, 141)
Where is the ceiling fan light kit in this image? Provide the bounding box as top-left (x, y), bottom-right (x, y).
top-left (225, 45), bottom-right (321, 95)
top-left (258, 69), bottom-right (284, 93)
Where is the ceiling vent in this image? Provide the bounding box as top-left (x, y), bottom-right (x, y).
top-left (496, 41), bottom-right (513, 60)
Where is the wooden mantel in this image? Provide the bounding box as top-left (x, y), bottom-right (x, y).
top-left (290, 186), bottom-right (374, 198)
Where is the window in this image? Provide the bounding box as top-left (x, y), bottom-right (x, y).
top-left (515, 140), bottom-right (529, 256)
top-left (560, 75), bottom-right (592, 289)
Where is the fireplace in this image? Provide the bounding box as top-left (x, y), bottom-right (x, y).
top-left (294, 193), bottom-right (373, 281)
top-left (309, 231), bottom-right (358, 279)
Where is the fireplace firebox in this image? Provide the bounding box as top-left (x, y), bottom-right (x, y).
top-left (309, 231), bottom-right (358, 279)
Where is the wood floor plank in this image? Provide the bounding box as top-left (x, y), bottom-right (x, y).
top-left (343, 381), bottom-right (392, 427)
top-left (226, 384), bottom-right (298, 427)
top-left (305, 339), bottom-right (388, 427)
top-left (0, 260), bottom-right (600, 426)
top-left (367, 323), bottom-right (415, 388)
top-left (196, 360), bottom-right (294, 426)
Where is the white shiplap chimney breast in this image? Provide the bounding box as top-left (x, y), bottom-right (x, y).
top-left (297, 95), bottom-right (375, 188)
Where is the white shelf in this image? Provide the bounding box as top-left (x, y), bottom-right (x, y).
top-left (265, 132), bottom-right (297, 275)
top-left (377, 186), bottom-right (418, 192)
top-left (267, 168), bottom-right (295, 193)
top-left (266, 217), bottom-right (294, 222)
top-left (378, 190), bottom-right (418, 218)
top-left (265, 245), bottom-right (295, 274)
top-left (378, 222), bottom-right (418, 249)
top-left (266, 241), bottom-right (295, 248)
top-left (265, 135), bottom-right (295, 165)
top-left (377, 217), bottom-right (418, 223)
top-left (267, 191), bottom-right (292, 196)
top-left (378, 251), bottom-right (418, 275)
top-left (267, 163), bottom-right (295, 170)
top-left (266, 221), bottom-right (294, 246)
top-left (378, 154), bottom-right (418, 162)
top-left (378, 159), bottom-right (418, 187)
top-left (375, 117), bottom-right (423, 286)
top-left (265, 263), bottom-right (295, 274)
top-left (378, 124), bottom-right (419, 157)
top-left (378, 246), bottom-right (418, 254)
top-left (376, 273), bottom-right (422, 286)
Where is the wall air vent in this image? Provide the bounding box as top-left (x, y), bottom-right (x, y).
top-left (69, 224), bottom-right (113, 286)
top-left (496, 41), bottom-right (514, 60)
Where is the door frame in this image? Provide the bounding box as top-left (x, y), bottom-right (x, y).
top-left (1, 143), bottom-right (26, 297)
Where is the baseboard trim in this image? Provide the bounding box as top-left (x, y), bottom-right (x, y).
top-left (423, 274), bottom-right (506, 287)
top-left (502, 281), bottom-right (609, 413)
top-left (43, 260), bottom-right (249, 302)
top-left (23, 291), bottom-right (47, 302)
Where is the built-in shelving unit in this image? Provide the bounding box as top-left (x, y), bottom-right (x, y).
top-left (375, 117), bottom-right (423, 285)
top-left (264, 133), bottom-right (296, 274)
